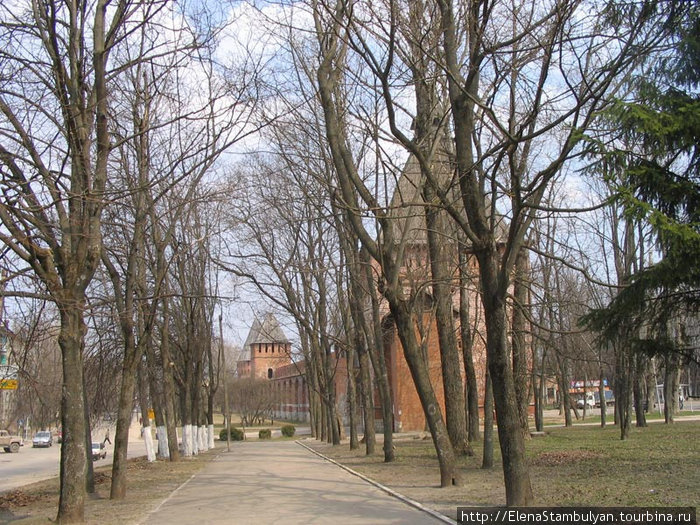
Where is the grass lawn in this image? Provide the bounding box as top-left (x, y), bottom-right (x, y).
top-left (547, 408), bottom-right (700, 427)
top-left (305, 420), bottom-right (699, 519)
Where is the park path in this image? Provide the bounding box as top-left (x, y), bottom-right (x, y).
top-left (142, 440), bottom-right (452, 525)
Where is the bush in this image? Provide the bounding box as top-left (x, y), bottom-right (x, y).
top-left (280, 424), bottom-right (295, 438)
top-left (258, 429), bottom-right (272, 439)
top-left (219, 427), bottom-right (244, 441)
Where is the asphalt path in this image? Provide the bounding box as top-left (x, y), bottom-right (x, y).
top-left (142, 440), bottom-right (452, 525)
top-left (0, 438), bottom-right (147, 494)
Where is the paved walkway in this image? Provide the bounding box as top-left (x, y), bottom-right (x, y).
top-left (142, 440), bottom-right (450, 525)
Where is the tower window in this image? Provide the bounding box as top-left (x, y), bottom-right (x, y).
top-left (268, 368), bottom-right (273, 379)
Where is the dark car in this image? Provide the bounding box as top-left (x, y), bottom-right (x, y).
top-left (32, 431), bottom-right (53, 448)
top-left (91, 442), bottom-right (107, 461)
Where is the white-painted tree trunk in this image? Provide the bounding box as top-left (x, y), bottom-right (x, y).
top-left (142, 425), bottom-right (156, 462)
top-left (190, 425), bottom-right (199, 455)
top-left (207, 424), bottom-right (215, 449)
top-left (197, 425), bottom-right (207, 451)
top-left (156, 425), bottom-right (169, 459)
top-left (182, 424), bottom-right (194, 457)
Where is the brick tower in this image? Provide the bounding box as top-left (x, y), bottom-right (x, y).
top-left (239, 313), bottom-right (291, 380)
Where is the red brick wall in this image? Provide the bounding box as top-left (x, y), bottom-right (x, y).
top-left (385, 312), bottom-right (489, 432)
top-left (249, 342), bottom-right (291, 380)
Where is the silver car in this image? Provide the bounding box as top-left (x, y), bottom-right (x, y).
top-left (32, 431), bottom-right (53, 448)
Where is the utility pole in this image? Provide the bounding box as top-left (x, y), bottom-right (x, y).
top-left (219, 313), bottom-right (231, 452)
top-left (0, 268), bottom-right (7, 427)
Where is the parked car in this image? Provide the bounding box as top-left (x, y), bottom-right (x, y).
top-left (32, 431), bottom-right (53, 448)
top-left (576, 393), bottom-right (595, 409)
top-left (91, 442), bottom-right (107, 461)
top-left (0, 430), bottom-right (22, 453)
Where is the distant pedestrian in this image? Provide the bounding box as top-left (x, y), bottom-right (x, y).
top-left (679, 394), bottom-right (684, 411)
top-left (103, 430), bottom-right (111, 445)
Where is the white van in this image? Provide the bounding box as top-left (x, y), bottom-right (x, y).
top-left (576, 392), bottom-right (595, 409)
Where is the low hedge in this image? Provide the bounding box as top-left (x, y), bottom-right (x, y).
top-left (258, 429), bottom-right (272, 439)
top-left (280, 424), bottom-right (295, 437)
top-left (219, 427), bottom-right (244, 441)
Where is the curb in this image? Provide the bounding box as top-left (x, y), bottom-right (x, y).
top-left (296, 440), bottom-right (458, 525)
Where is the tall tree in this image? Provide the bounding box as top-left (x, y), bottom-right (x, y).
top-left (430, 0), bottom-right (667, 503)
top-left (0, 2), bottom-right (138, 521)
top-left (313, 1), bottom-right (460, 485)
top-left (585, 4), bottom-right (699, 389)
top-left (312, 0), bottom-right (667, 504)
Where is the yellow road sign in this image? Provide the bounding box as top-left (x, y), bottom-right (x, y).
top-left (0, 379), bottom-right (18, 390)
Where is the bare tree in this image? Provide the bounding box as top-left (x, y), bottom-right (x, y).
top-left (0, 2), bottom-right (150, 520)
top-left (231, 377), bottom-right (278, 426)
top-left (312, 0), bottom-right (460, 486)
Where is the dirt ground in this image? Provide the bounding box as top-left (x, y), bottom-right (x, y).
top-left (0, 451), bottom-right (218, 524)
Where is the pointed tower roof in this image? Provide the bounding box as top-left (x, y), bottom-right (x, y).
top-left (243, 312), bottom-right (288, 349)
top-left (388, 144), bottom-right (462, 245)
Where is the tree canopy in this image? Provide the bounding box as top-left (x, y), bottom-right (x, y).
top-left (585, 3), bottom-right (700, 360)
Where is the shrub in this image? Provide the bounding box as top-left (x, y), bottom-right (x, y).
top-left (280, 424), bottom-right (295, 438)
top-left (258, 429), bottom-right (272, 439)
top-left (219, 427), bottom-right (244, 441)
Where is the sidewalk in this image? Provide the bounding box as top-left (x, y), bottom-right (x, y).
top-left (141, 440), bottom-right (452, 525)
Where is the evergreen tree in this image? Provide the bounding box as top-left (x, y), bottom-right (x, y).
top-left (587, 3), bottom-right (700, 363)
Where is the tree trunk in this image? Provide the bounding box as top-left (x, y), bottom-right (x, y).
top-left (340, 283), bottom-right (359, 450)
top-left (146, 342), bottom-right (169, 459)
top-left (645, 360), bottom-right (657, 418)
top-left (480, 256), bottom-right (533, 505)
top-left (346, 337), bottom-right (359, 450)
top-left (57, 306), bottom-right (88, 524)
top-left (634, 353), bottom-right (647, 427)
top-left (557, 354), bottom-right (573, 427)
top-left (482, 369), bottom-right (494, 469)
top-left (512, 247), bottom-right (531, 438)
top-left (616, 345), bottom-right (633, 439)
top-left (159, 298), bottom-right (180, 462)
top-left (362, 249), bottom-right (394, 462)
top-left (389, 298), bottom-right (460, 486)
top-left (598, 367), bottom-right (607, 428)
top-left (534, 362), bottom-right (544, 433)
top-left (424, 193), bottom-right (471, 456)
top-left (664, 352), bottom-right (680, 424)
top-left (138, 361), bottom-right (156, 461)
top-left (358, 346), bottom-right (376, 455)
top-left (344, 234), bottom-right (376, 455)
top-left (110, 339), bottom-right (139, 499)
top-left (459, 249), bottom-right (480, 442)
top-left (82, 374), bottom-right (95, 494)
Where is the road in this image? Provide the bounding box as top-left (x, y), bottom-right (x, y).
top-left (0, 439), bottom-right (148, 494)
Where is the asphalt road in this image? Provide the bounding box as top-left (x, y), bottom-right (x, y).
top-left (0, 438), bottom-right (147, 494)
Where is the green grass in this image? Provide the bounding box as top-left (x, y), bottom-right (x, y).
top-left (308, 420), bottom-right (699, 511)
top-left (551, 409), bottom-right (700, 426)
top-left (527, 422), bottom-right (699, 507)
